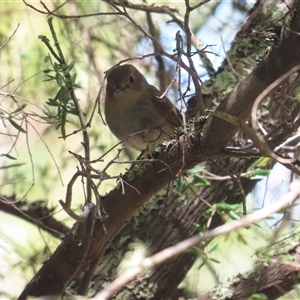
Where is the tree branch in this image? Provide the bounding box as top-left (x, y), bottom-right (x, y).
top-left (199, 243), bottom-right (300, 300)
top-left (19, 1), bottom-right (300, 298)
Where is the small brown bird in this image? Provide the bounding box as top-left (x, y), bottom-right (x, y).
top-left (105, 64), bottom-right (183, 151)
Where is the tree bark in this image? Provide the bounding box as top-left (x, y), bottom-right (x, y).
top-left (199, 243), bottom-right (300, 300)
top-left (19, 0), bottom-right (300, 298)
top-left (90, 1), bottom-right (300, 298)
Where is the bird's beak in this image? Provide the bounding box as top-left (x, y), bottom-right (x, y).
top-left (114, 83), bottom-right (124, 93)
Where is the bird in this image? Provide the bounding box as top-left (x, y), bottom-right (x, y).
top-left (104, 64), bottom-right (183, 151)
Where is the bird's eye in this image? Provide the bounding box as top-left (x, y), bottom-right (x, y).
top-left (129, 76), bottom-right (135, 84)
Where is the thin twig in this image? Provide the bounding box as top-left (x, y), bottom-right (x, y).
top-left (0, 23), bottom-right (20, 51)
top-left (95, 180), bottom-right (300, 299)
top-left (213, 110), bottom-right (300, 176)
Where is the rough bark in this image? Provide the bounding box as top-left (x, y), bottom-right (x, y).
top-left (91, 1), bottom-right (300, 299)
top-left (19, 0), bottom-right (300, 299)
top-left (91, 163), bottom-right (258, 299)
top-left (199, 243), bottom-right (300, 300)
top-left (0, 197), bottom-right (68, 238)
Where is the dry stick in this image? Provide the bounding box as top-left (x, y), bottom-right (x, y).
top-left (38, 35), bottom-right (61, 62)
top-left (0, 163), bottom-right (24, 170)
top-left (201, 169), bottom-right (256, 180)
top-left (211, 157), bottom-right (247, 216)
top-left (174, 31), bottom-right (189, 177)
top-left (171, 1), bottom-right (217, 78)
top-left (63, 204), bottom-right (98, 293)
top-left (213, 110), bottom-right (300, 176)
top-left (146, 11), bottom-right (167, 91)
top-left (0, 23), bottom-right (20, 50)
top-left (0, 79), bottom-right (15, 90)
top-left (0, 195), bottom-right (65, 237)
top-left (190, 0), bottom-right (210, 11)
top-left (118, 176), bottom-right (141, 195)
top-left (101, 147), bottom-right (125, 175)
top-left (3, 74), bottom-right (42, 160)
top-left (69, 2), bottom-right (105, 130)
top-left (78, 184), bottom-right (115, 295)
top-left (22, 119), bottom-right (35, 200)
top-left (38, 0), bottom-right (67, 14)
top-left (95, 180), bottom-right (300, 300)
top-left (107, 0), bottom-right (180, 15)
top-left (59, 171), bottom-right (84, 222)
top-left (28, 121), bottom-right (64, 186)
top-left (235, 175), bottom-right (247, 216)
top-left (113, 0), bottom-right (216, 78)
top-left (220, 33), bottom-right (243, 79)
top-left (108, 0), bottom-right (204, 103)
top-left (251, 65), bottom-right (300, 165)
top-left (97, 57), bottom-right (300, 300)
top-left (183, 0), bottom-right (205, 114)
top-left (23, 0), bottom-right (120, 17)
top-left (106, 52), bottom-right (164, 71)
top-left (112, 158), bottom-right (176, 178)
top-left (45, 18), bottom-right (93, 214)
top-left (25, 0), bottom-right (214, 83)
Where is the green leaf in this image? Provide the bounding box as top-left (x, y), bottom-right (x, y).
top-left (46, 101), bottom-right (59, 107)
top-left (188, 166), bottom-right (205, 174)
top-left (11, 104), bottom-right (27, 115)
top-left (45, 74), bottom-right (56, 80)
top-left (249, 169), bottom-right (271, 179)
top-left (56, 73), bottom-right (63, 87)
top-left (8, 118), bottom-right (26, 133)
top-left (40, 116), bottom-right (54, 122)
top-left (176, 178), bottom-right (187, 193)
top-left (248, 293), bottom-right (268, 300)
top-left (248, 157), bottom-right (270, 171)
top-left (60, 110), bottom-right (67, 138)
top-left (71, 82), bottom-right (83, 89)
top-left (43, 69), bottom-right (54, 74)
top-left (62, 60), bottom-right (76, 74)
top-left (214, 203), bottom-right (240, 213)
top-left (67, 108), bottom-right (79, 116)
top-left (193, 223), bottom-right (206, 233)
top-left (203, 208), bottom-right (213, 219)
top-left (52, 87), bottom-right (69, 105)
top-left (44, 55), bottom-right (50, 63)
top-left (228, 210), bottom-right (241, 220)
top-left (252, 222), bottom-right (261, 228)
top-left (2, 153), bottom-right (17, 160)
top-left (209, 257), bottom-right (220, 264)
top-left (193, 175), bottom-right (211, 187)
top-left (71, 73), bottom-right (77, 82)
top-left (53, 62), bottom-right (59, 70)
top-left (186, 246), bottom-right (202, 255)
top-left (208, 243), bottom-right (218, 254)
top-left (42, 110), bottom-right (54, 118)
top-left (43, 78), bottom-right (54, 82)
top-left (198, 259), bottom-right (207, 270)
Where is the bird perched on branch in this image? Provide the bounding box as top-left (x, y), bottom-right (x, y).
top-left (105, 64), bottom-right (183, 151)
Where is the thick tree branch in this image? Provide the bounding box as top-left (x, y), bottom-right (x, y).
top-left (96, 180), bottom-right (300, 299)
top-left (199, 243), bottom-right (300, 300)
top-left (19, 2), bottom-right (300, 298)
top-left (0, 196), bottom-right (68, 238)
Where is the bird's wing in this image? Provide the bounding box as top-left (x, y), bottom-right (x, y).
top-left (148, 84), bottom-right (183, 127)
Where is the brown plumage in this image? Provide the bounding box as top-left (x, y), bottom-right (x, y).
top-left (105, 64), bottom-right (182, 151)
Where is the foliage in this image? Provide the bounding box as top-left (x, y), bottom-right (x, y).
top-left (1, 1), bottom-right (300, 300)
